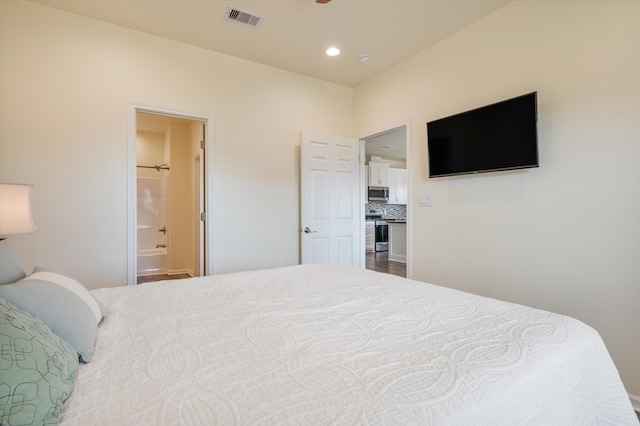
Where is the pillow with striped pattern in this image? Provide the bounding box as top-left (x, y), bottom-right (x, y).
top-left (0, 269), bottom-right (103, 362)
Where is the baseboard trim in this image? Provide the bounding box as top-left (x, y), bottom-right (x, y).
top-left (168, 269), bottom-right (194, 277)
top-left (630, 392), bottom-right (640, 412)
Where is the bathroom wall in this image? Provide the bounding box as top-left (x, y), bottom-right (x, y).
top-left (167, 123), bottom-right (194, 276)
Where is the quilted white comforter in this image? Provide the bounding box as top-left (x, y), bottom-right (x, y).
top-left (60, 263), bottom-right (637, 425)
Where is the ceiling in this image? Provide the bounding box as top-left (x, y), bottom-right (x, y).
top-left (30, 0), bottom-right (511, 88)
top-left (45, 0), bottom-right (510, 161)
top-left (365, 127), bottom-right (406, 162)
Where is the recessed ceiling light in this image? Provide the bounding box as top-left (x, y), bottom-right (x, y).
top-left (326, 47), bottom-right (340, 57)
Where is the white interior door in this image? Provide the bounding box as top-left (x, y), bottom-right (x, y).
top-left (301, 132), bottom-right (361, 266)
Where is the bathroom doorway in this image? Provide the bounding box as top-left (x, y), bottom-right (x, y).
top-left (134, 110), bottom-right (208, 284)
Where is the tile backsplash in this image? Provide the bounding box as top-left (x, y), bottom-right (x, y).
top-left (366, 201), bottom-right (406, 219)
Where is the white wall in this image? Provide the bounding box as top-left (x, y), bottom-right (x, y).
top-left (355, 0), bottom-right (640, 398)
top-left (0, 1), bottom-right (353, 285)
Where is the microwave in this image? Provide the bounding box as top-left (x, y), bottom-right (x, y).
top-left (368, 186), bottom-right (388, 201)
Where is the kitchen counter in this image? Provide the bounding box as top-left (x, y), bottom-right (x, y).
top-left (388, 222), bottom-right (407, 263)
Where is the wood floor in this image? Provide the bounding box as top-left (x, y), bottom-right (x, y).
top-left (137, 273), bottom-right (192, 284)
top-left (366, 251), bottom-right (406, 278)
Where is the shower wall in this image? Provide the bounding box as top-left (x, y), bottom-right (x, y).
top-left (137, 176), bottom-right (167, 246)
top-left (137, 131), bottom-right (169, 276)
top-left (137, 177), bottom-right (168, 275)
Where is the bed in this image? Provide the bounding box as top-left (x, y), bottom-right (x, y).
top-left (1, 262), bottom-right (637, 425)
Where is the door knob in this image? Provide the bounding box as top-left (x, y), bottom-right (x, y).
top-left (303, 227), bottom-right (317, 233)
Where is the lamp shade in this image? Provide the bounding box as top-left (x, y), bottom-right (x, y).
top-left (0, 183), bottom-right (37, 237)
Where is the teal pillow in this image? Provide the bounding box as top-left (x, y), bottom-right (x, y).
top-left (0, 244), bottom-right (26, 285)
top-left (0, 297), bottom-right (79, 425)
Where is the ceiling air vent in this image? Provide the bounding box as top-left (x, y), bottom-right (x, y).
top-left (225, 7), bottom-right (264, 28)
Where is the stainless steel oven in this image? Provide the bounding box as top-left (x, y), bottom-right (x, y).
top-left (375, 220), bottom-right (389, 252)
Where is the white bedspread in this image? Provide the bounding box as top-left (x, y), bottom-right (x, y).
top-left (60, 263), bottom-right (637, 425)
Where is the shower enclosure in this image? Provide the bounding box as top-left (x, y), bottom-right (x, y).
top-left (136, 174), bottom-right (169, 276)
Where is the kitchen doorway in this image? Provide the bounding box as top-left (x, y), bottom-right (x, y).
top-left (127, 106), bottom-right (211, 285)
top-left (362, 123), bottom-right (410, 278)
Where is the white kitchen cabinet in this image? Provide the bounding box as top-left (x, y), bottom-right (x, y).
top-left (365, 221), bottom-right (375, 252)
top-left (368, 162), bottom-right (389, 187)
top-left (387, 168), bottom-right (407, 205)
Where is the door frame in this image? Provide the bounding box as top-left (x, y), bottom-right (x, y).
top-left (358, 120), bottom-right (412, 278)
top-left (127, 103), bottom-right (214, 285)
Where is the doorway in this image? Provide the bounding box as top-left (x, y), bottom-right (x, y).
top-left (128, 107), bottom-right (210, 285)
top-left (361, 124), bottom-right (410, 278)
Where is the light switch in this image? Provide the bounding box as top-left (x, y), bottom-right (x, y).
top-left (419, 193), bottom-right (433, 207)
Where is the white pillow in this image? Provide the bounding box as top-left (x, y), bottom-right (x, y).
top-left (0, 269), bottom-right (103, 362)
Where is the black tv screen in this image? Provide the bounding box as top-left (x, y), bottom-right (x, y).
top-left (427, 92), bottom-right (538, 178)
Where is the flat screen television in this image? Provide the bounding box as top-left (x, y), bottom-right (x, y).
top-left (427, 92), bottom-right (538, 178)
